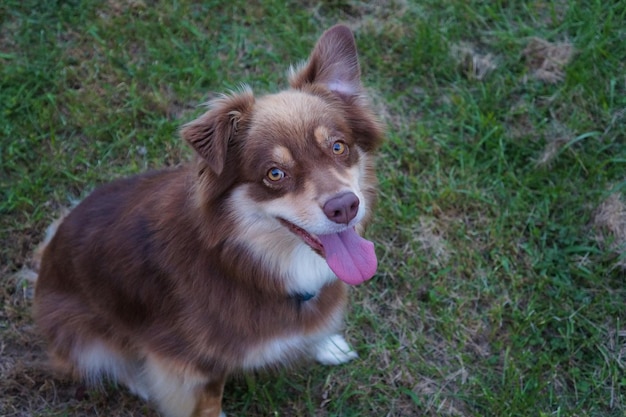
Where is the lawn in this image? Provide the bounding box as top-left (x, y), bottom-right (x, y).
top-left (1, 0), bottom-right (625, 416)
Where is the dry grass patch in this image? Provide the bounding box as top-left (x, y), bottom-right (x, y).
top-left (411, 344), bottom-right (471, 417)
top-left (523, 37), bottom-right (575, 84)
top-left (593, 190), bottom-right (626, 270)
top-left (598, 323), bottom-right (626, 409)
top-left (535, 120), bottom-right (575, 167)
top-left (533, 0), bottom-right (571, 26)
top-left (330, 0), bottom-right (410, 31)
top-left (415, 216), bottom-right (452, 268)
top-left (451, 42), bottom-right (497, 81)
top-left (103, 0), bottom-right (147, 18)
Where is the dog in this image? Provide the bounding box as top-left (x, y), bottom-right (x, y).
top-left (33, 24), bottom-right (384, 417)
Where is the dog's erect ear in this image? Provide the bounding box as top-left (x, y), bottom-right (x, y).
top-left (290, 25), bottom-right (362, 96)
top-left (181, 90), bottom-right (254, 175)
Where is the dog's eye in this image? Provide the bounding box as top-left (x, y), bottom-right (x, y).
top-left (267, 167), bottom-right (285, 181)
top-left (332, 141), bottom-right (347, 155)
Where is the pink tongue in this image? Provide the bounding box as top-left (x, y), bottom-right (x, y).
top-left (318, 228), bottom-right (377, 285)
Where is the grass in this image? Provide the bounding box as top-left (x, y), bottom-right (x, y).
top-left (1, 0), bottom-right (626, 415)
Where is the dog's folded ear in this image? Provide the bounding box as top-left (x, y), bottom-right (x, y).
top-left (290, 25), bottom-right (362, 98)
top-left (181, 89), bottom-right (255, 175)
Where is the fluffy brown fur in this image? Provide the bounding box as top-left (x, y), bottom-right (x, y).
top-left (33, 25), bottom-right (383, 417)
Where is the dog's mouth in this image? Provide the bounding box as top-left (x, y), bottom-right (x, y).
top-left (279, 219), bottom-right (325, 256)
top-left (279, 219), bottom-right (377, 285)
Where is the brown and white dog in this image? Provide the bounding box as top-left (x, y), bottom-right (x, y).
top-left (33, 25), bottom-right (383, 417)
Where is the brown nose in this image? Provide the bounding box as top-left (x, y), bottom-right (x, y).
top-left (323, 192), bottom-right (360, 225)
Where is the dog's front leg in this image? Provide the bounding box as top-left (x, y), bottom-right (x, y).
top-left (314, 333), bottom-right (359, 365)
top-left (192, 376), bottom-right (226, 417)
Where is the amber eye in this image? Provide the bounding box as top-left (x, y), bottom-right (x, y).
top-left (267, 167), bottom-right (285, 181)
top-left (332, 141), bottom-right (347, 155)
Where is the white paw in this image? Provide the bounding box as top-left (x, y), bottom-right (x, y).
top-left (314, 334), bottom-right (358, 365)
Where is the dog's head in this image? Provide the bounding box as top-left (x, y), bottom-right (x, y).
top-left (181, 25), bottom-right (383, 289)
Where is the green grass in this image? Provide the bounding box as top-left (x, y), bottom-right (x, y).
top-left (2, 0), bottom-right (626, 416)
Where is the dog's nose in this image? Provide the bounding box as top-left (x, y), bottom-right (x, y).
top-left (323, 192), bottom-right (360, 225)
